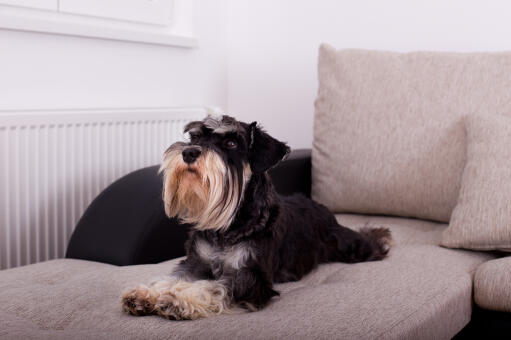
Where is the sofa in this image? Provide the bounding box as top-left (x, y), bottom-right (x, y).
top-left (2, 45), bottom-right (511, 339)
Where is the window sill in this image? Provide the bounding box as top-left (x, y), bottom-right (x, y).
top-left (0, 5), bottom-right (197, 48)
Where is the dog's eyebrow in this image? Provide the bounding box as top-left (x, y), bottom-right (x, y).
top-left (184, 121), bottom-right (203, 134)
top-left (203, 116), bottom-right (221, 129)
top-left (212, 125), bottom-right (239, 134)
top-left (203, 115), bottom-right (242, 134)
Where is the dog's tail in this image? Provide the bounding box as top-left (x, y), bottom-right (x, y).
top-left (358, 226), bottom-right (392, 261)
top-left (329, 223), bottom-right (392, 263)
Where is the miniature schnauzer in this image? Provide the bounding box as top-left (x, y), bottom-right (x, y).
top-left (121, 115), bottom-right (392, 320)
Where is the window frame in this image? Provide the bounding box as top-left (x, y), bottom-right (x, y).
top-left (0, 0), bottom-right (197, 48)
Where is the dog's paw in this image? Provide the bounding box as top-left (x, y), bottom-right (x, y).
top-left (121, 285), bottom-right (158, 316)
top-left (154, 293), bottom-right (183, 320)
top-left (153, 280), bottom-right (236, 320)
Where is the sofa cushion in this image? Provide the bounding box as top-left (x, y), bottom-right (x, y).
top-left (0, 215), bottom-right (494, 340)
top-left (474, 257), bottom-right (511, 312)
top-left (441, 114), bottom-right (511, 251)
top-left (337, 213), bottom-right (445, 245)
top-left (313, 45), bottom-right (511, 222)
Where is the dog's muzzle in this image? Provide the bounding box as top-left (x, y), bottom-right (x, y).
top-left (182, 147), bottom-right (201, 164)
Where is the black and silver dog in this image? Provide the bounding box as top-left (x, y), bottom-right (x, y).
top-left (121, 115), bottom-right (392, 320)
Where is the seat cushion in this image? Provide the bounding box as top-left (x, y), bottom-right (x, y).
top-left (313, 45), bottom-right (511, 222)
top-left (474, 257), bottom-right (511, 312)
top-left (0, 215), bottom-right (494, 340)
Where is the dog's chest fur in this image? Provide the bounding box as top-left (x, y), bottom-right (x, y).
top-left (195, 239), bottom-right (253, 276)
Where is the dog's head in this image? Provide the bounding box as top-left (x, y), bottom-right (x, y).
top-left (160, 115), bottom-right (289, 231)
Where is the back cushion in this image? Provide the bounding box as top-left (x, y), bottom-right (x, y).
top-left (312, 44), bottom-right (511, 222)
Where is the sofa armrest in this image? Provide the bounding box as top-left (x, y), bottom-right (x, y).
top-left (65, 166), bottom-right (191, 266)
top-left (65, 149), bottom-right (312, 266)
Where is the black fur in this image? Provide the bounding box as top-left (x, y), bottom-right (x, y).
top-left (171, 116), bottom-right (392, 310)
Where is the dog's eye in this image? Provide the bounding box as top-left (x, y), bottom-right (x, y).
top-left (190, 135), bottom-right (200, 144)
top-left (224, 139), bottom-right (237, 149)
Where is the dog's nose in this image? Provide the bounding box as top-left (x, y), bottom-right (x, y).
top-left (182, 148), bottom-right (201, 164)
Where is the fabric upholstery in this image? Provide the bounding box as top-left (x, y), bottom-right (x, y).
top-left (441, 114), bottom-right (511, 251)
top-left (474, 256), bottom-right (511, 312)
top-left (313, 45), bottom-right (511, 222)
top-left (0, 215), bottom-right (494, 340)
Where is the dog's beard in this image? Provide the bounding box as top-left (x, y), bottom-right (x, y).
top-left (160, 143), bottom-right (252, 231)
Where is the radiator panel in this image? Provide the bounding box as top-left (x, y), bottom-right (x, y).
top-left (0, 108), bottom-right (205, 269)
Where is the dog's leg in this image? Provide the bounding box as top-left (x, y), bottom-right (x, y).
top-left (152, 266), bottom-right (278, 320)
top-left (328, 223), bottom-right (392, 263)
top-left (226, 266), bottom-right (279, 311)
top-left (121, 257), bottom-right (211, 317)
top-left (153, 279), bottom-right (236, 320)
top-left (122, 257), bottom-right (235, 320)
top-left (121, 283), bottom-right (161, 316)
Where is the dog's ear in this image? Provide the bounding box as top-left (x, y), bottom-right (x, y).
top-left (248, 122), bottom-right (290, 173)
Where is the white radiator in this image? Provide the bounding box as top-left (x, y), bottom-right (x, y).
top-left (0, 107), bottom-right (206, 270)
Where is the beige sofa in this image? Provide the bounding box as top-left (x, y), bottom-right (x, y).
top-left (0, 216), bottom-right (495, 339)
top-left (2, 46), bottom-right (511, 339)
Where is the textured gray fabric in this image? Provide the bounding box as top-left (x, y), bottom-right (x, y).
top-left (442, 114), bottom-right (511, 251)
top-left (336, 214), bottom-right (445, 245)
top-left (474, 257), bottom-right (511, 312)
top-left (0, 215), bottom-right (494, 340)
top-left (313, 45), bottom-right (511, 222)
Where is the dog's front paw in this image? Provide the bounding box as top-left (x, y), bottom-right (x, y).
top-left (153, 280), bottom-right (235, 320)
top-left (121, 285), bottom-right (158, 316)
top-left (154, 293), bottom-right (183, 320)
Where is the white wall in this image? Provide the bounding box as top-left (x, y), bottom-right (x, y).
top-left (4, 0), bottom-right (511, 148)
top-left (3, 0), bottom-right (511, 267)
top-left (0, 0), bottom-right (227, 111)
top-left (226, 0), bottom-right (511, 148)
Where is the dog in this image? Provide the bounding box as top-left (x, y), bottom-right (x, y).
top-left (121, 115), bottom-right (392, 320)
